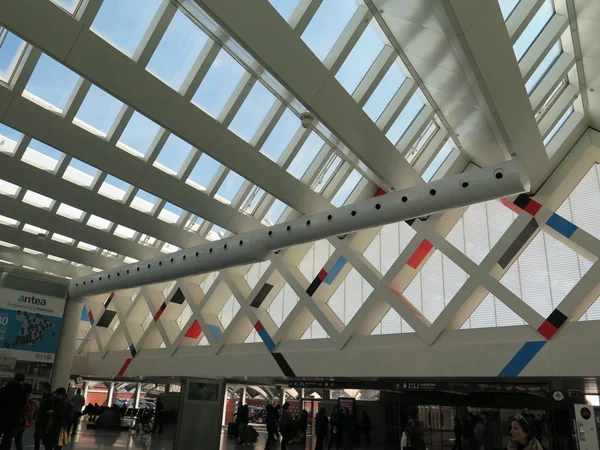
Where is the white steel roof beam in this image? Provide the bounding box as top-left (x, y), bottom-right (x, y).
top-left (0, 245), bottom-right (85, 278)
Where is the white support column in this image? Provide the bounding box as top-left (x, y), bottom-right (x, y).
top-left (107, 382), bottom-right (115, 407)
top-left (50, 298), bottom-right (84, 391)
top-left (134, 382), bottom-right (142, 409)
top-left (241, 387), bottom-right (247, 405)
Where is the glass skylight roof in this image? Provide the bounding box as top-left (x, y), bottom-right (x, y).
top-left (336, 23), bottom-right (385, 94)
top-left (114, 225), bottom-right (137, 240)
top-left (117, 112), bottom-right (162, 158)
top-left (56, 203), bottom-right (84, 220)
top-left (363, 61), bottom-right (407, 122)
top-left (147, 10), bottom-right (209, 91)
top-left (287, 132), bottom-right (325, 179)
top-left (153, 134), bottom-right (194, 176)
top-left (498, 0), bottom-right (521, 20)
top-left (262, 199), bottom-right (288, 226)
top-left (131, 189), bottom-right (159, 214)
top-left (331, 169), bottom-right (362, 207)
top-left (91, 0), bottom-right (163, 58)
top-left (215, 171), bottom-right (245, 205)
top-left (268, 0), bottom-right (301, 22)
top-left (50, 0), bottom-right (82, 14)
top-left (23, 191), bottom-right (54, 210)
top-left (62, 159), bottom-right (99, 188)
top-left (525, 41), bottom-right (561, 94)
top-left (158, 203), bottom-right (184, 224)
top-left (52, 233), bottom-right (75, 245)
top-left (544, 106), bottom-right (573, 147)
top-left (22, 140), bottom-right (63, 173)
top-left (513, 0), bottom-right (554, 61)
top-left (87, 215), bottom-right (112, 231)
top-left (386, 92), bottom-right (425, 145)
top-left (0, 179), bottom-right (19, 197)
top-left (192, 49), bottom-right (246, 119)
top-left (422, 139), bottom-right (456, 182)
top-left (0, 215), bottom-right (18, 227)
top-left (0, 123), bottom-right (22, 155)
top-left (23, 54), bottom-right (80, 114)
top-left (74, 85), bottom-right (124, 137)
top-left (186, 153), bottom-right (221, 191)
top-left (229, 82), bottom-right (277, 142)
top-left (0, 30), bottom-right (26, 84)
top-left (259, 109), bottom-right (300, 162)
top-left (99, 175), bottom-right (131, 202)
top-left (302, 0), bottom-right (360, 61)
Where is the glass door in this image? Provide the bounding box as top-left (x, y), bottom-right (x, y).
top-left (302, 398), bottom-right (316, 436)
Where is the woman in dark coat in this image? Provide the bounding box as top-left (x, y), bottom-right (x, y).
top-left (315, 408), bottom-right (329, 450)
top-left (44, 388), bottom-right (69, 450)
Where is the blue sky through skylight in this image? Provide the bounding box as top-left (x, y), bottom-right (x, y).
top-left (422, 139), bottom-right (454, 182)
top-left (263, 199), bottom-right (287, 226)
top-left (513, 0), bottom-right (554, 61)
top-left (0, 123), bottom-right (22, 154)
top-left (386, 92), bottom-right (424, 145)
top-left (74, 85), bottom-right (123, 137)
top-left (24, 54), bottom-right (80, 112)
top-left (147, 10), bottom-right (209, 91)
top-left (260, 109), bottom-right (300, 162)
top-left (302, 0), bottom-right (360, 61)
top-left (99, 175), bottom-right (131, 202)
top-left (498, 0), bottom-right (520, 20)
top-left (91, 0), bottom-right (163, 58)
top-left (544, 106), bottom-right (573, 147)
top-left (287, 132), bottom-right (325, 179)
top-left (229, 82), bottom-right (277, 142)
top-left (154, 134), bottom-right (194, 175)
top-left (525, 41), bottom-right (561, 94)
top-left (336, 23), bottom-right (385, 94)
top-left (0, 31), bottom-right (26, 83)
top-left (215, 171), bottom-right (245, 204)
top-left (187, 153), bottom-right (221, 191)
top-left (23, 140), bottom-right (63, 172)
top-left (50, 0), bottom-right (81, 14)
top-left (117, 112), bottom-right (161, 158)
top-left (331, 169), bottom-right (362, 207)
top-left (268, 0), bottom-right (301, 22)
top-left (363, 62), bottom-right (407, 122)
top-left (192, 49), bottom-right (246, 119)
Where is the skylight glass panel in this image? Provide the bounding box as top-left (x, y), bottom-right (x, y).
top-left (260, 109), bottom-right (300, 162)
top-left (185, 215), bottom-right (204, 233)
top-left (192, 49), bottom-right (246, 119)
top-left (139, 234), bottom-right (157, 247)
top-left (513, 0), bottom-right (554, 61)
top-left (90, 0), bottom-right (163, 58)
top-left (229, 82), bottom-right (277, 142)
top-left (23, 54), bottom-right (80, 113)
top-left (287, 132), bottom-right (325, 179)
top-left (117, 112), bottom-right (161, 158)
top-left (74, 85), bottom-right (123, 137)
top-left (77, 242), bottom-right (98, 252)
top-left (302, 0), bottom-right (360, 61)
top-left (123, 257), bottom-right (138, 264)
top-left (186, 153), bottom-right (221, 191)
top-left (22, 224), bottom-right (47, 236)
top-left (0, 179), bottom-right (19, 197)
top-left (147, 10), bottom-right (209, 90)
top-left (22, 140), bottom-right (63, 172)
top-left (153, 134), bottom-right (194, 176)
top-left (312, 154), bottom-right (342, 193)
top-left (0, 30), bottom-right (27, 84)
top-left (158, 203), bottom-right (183, 224)
top-left (50, 0), bottom-right (82, 14)
top-left (543, 106), bottom-right (573, 147)
top-left (87, 215), bottom-right (112, 231)
top-left (363, 61), bottom-right (407, 121)
top-left (130, 189), bottom-right (159, 214)
top-left (406, 121), bottom-right (439, 164)
top-left (525, 41), bottom-right (561, 94)
top-left (262, 199), bottom-right (287, 226)
top-left (62, 159), bottom-right (99, 188)
top-left (498, 0), bottom-right (520, 20)
top-left (23, 191), bottom-right (54, 210)
top-left (215, 171), bottom-right (245, 205)
top-left (0, 240), bottom-right (18, 248)
top-left (386, 92), bottom-right (425, 145)
top-left (161, 242), bottom-right (180, 254)
top-left (331, 169), bottom-right (362, 206)
top-left (0, 215), bottom-right (18, 227)
top-left (0, 123), bottom-right (22, 155)
top-left (240, 186), bottom-right (266, 216)
top-left (422, 139), bottom-right (455, 182)
top-left (114, 225), bottom-right (137, 240)
top-left (336, 24), bottom-right (385, 94)
top-left (47, 255), bottom-right (67, 262)
top-left (99, 175), bottom-right (131, 202)
top-left (268, 0), bottom-right (301, 21)
top-left (206, 224), bottom-right (227, 241)
top-left (52, 233), bottom-right (74, 245)
top-left (56, 203), bottom-right (84, 220)
top-left (23, 248), bottom-right (43, 256)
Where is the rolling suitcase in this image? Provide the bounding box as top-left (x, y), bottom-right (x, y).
top-left (227, 422), bottom-right (239, 436)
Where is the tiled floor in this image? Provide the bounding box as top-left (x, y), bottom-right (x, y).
top-left (17, 427), bottom-right (385, 449)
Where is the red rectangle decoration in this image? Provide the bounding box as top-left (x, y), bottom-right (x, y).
top-left (524, 200), bottom-right (542, 216)
top-left (406, 239), bottom-right (434, 269)
top-left (501, 198), bottom-right (523, 215)
top-left (153, 309), bottom-right (164, 322)
top-left (254, 321), bottom-right (264, 332)
top-left (374, 188), bottom-right (387, 197)
top-left (317, 269), bottom-right (328, 281)
top-left (537, 320), bottom-right (558, 340)
top-left (185, 320), bottom-right (202, 339)
top-left (117, 358), bottom-right (133, 376)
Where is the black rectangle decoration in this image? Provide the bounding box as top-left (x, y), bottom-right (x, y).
top-left (513, 194), bottom-right (531, 209)
top-left (272, 353), bottom-right (296, 377)
top-left (251, 284), bottom-right (273, 308)
top-left (96, 310), bottom-right (117, 328)
top-left (170, 288), bottom-right (185, 305)
top-left (306, 278), bottom-right (322, 297)
top-left (497, 218), bottom-right (539, 269)
top-left (547, 308), bottom-right (568, 329)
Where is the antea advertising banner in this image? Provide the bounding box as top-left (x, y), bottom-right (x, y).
top-left (0, 288), bottom-right (66, 363)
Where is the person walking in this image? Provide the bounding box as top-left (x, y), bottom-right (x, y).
top-left (12, 383), bottom-right (33, 450)
top-left (44, 388), bottom-right (70, 450)
top-left (152, 398), bottom-right (165, 434)
top-left (34, 383), bottom-right (54, 450)
top-left (328, 407), bottom-right (341, 450)
top-left (265, 404), bottom-right (278, 450)
top-left (405, 409), bottom-right (426, 450)
top-left (360, 411), bottom-right (372, 447)
top-left (315, 408), bottom-right (329, 450)
top-left (341, 408), bottom-right (354, 450)
top-left (0, 374), bottom-right (27, 450)
top-left (507, 416), bottom-right (543, 450)
top-left (452, 417), bottom-right (463, 450)
top-left (479, 412), bottom-right (494, 450)
top-left (280, 403), bottom-right (294, 450)
top-left (69, 389), bottom-right (86, 436)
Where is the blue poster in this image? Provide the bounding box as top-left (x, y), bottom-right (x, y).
top-left (0, 309), bottom-right (62, 354)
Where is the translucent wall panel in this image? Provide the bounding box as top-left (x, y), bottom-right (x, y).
top-left (501, 230), bottom-right (591, 318)
top-left (403, 250), bottom-right (468, 323)
top-left (300, 319), bottom-right (329, 340)
top-left (327, 268), bottom-right (373, 325)
top-left (268, 284), bottom-right (299, 327)
top-left (244, 261), bottom-right (271, 290)
top-left (461, 291), bottom-right (525, 329)
top-left (579, 294), bottom-right (600, 322)
top-left (363, 222), bottom-right (416, 275)
top-left (218, 294), bottom-right (240, 329)
top-left (371, 306), bottom-right (414, 335)
top-left (447, 200), bottom-right (517, 264)
top-left (297, 240), bottom-right (336, 281)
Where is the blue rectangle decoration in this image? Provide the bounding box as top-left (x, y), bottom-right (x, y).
top-left (546, 213), bottom-right (577, 239)
top-left (257, 328), bottom-right (276, 353)
top-left (323, 257), bottom-right (348, 285)
top-left (207, 324), bottom-right (222, 341)
top-left (498, 341), bottom-right (546, 377)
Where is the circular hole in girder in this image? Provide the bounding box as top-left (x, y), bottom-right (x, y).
top-left (375, 204), bottom-right (381, 210)
top-left (402, 196), bottom-right (408, 203)
top-left (430, 189), bottom-right (436, 196)
top-left (351, 211), bottom-right (357, 216)
top-left (328, 215), bottom-right (333, 221)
